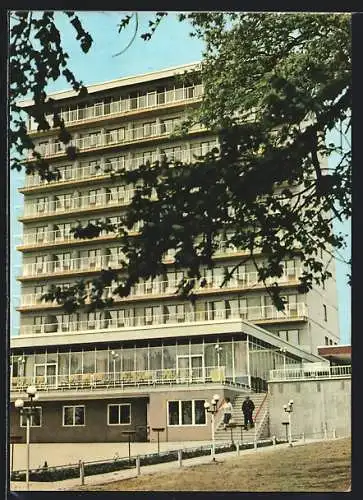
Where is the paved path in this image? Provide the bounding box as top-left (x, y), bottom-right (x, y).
top-left (10, 437), bottom-right (344, 492)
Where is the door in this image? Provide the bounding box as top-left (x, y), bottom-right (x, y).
top-left (177, 355), bottom-right (204, 382)
top-left (34, 363), bottom-right (57, 387)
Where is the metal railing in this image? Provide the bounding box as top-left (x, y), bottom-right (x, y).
top-left (28, 84), bottom-right (204, 132)
top-left (16, 238), bottom-right (250, 274)
top-left (18, 267), bottom-right (302, 306)
top-left (23, 142), bottom-right (217, 188)
top-left (16, 303), bottom-right (308, 336)
top-left (19, 254), bottom-right (125, 278)
top-left (11, 364), bottom-right (225, 392)
top-left (17, 228), bottom-right (117, 248)
top-left (21, 188), bottom-right (137, 218)
top-left (32, 121), bottom-right (206, 159)
top-left (268, 364), bottom-right (351, 381)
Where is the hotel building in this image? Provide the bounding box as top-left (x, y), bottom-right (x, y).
top-left (10, 63), bottom-right (339, 443)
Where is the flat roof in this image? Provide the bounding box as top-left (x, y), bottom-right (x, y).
top-left (17, 61), bottom-right (201, 109)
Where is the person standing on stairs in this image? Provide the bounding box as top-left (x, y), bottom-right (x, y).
top-left (222, 397), bottom-right (233, 430)
top-left (242, 396), bottom-right (255, 430)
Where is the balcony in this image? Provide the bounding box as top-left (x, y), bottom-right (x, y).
top-left (28, 84), bottom-right (204, 133)
top-left (20, 188), bottom-right (137, 221)
top-left (21, 143), bottom-right (218, 190)
top-left (10, 364), bottom-right (226, 393)
top-left (18, 254), bottom-right (126, 280)
top-left (16, 228), bottom-right (119, 251)
top-left (18, 267), bottom-right (302, 308)
top-left (268, 364), bottom-right (351, 381)
top-left (16, 303), bottom-right (308, 336)
top-left (31, 121), bottom-right (206, 161)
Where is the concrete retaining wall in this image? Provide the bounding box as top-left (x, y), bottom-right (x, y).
top-left (268, 378), bottom-right (351, 439)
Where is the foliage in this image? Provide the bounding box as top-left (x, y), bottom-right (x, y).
top-left (10, 12), bottom-right (351, 312)
top-left (10, 11), bottom-right (92, 179)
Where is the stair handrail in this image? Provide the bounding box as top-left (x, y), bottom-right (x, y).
top-left (254, 405), bottom-right (269, 442)
top-left (214, 397), bottom-right (226, 428)
top-left (253, 391), bottom-right (268, 424)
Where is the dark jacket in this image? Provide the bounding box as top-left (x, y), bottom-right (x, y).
top-left (242, 399), bottom-right (255, 414)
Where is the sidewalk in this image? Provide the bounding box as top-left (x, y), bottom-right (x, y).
top-left (10, 437), bottom-right (339, 491)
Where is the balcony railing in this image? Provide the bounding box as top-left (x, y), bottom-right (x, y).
top-left (16, 303), bottom-right (307, 336)
top-left (11, 364), bottom-right (225, 393)
top-left (32, 121), bottom-right (206, 159)
top-left (29, 84), bottom-right (204, 132)
top-left (19, 254), bottom-right (126, 278)
top-left (268, 364), bottom-right (351, 381)
top-left (23, 142), bottom-right (218, 188)
top-left (16, 228), bottom-right (118, 248)
top-left (18, 267), bottom-right (302, 306)
top-left (21, 188), bottom-right (137, 218)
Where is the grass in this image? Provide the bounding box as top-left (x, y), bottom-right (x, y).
top-left (77, 437), bottom-right (351, 492)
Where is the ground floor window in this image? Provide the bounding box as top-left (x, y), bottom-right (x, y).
top-left (20, 407), bottom-right (42, 427)
top-left (107, 403), bottom-right (131, 425)
top-left (63, 405), bottom-right (85, 426)
top-left (168, 400), bottom-right (206, 426)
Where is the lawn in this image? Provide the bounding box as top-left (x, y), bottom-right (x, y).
top-left (78, 438), bottom-right (351, 492)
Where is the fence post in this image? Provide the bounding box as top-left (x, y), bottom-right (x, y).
top-left (301, 432), bottom-right (305, 443)
top-left (79, 460), bottom-right (85, 486)
top-left (324, 426), bottom-right (328, 440)
top-left (178, 449), bottom-right (183, 467)
top-left (333, 429), bottom-right (337, 439)
top-left (236, 442), bottom-right (240, 456)
top-left (254, 439), bottom-right (257, 450)
top-left (272, 436), bottom-right (276, 446)
top-left (136, 456), bottom-right (140, 476)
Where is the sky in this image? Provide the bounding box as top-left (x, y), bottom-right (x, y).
top-left (10, 11), bottom-right (351, 343)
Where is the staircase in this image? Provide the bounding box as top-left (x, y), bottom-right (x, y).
top-left (214, 392), bottom-right (269, 443)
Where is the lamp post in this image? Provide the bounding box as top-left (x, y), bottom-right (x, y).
top-left (111, 350), bottom-right (119, 386)
top-left (283, 400), bottom-right (294, 447)
top-left (214, 344), bottom-right (223, 368)
top-left (204, 393), bottom-right (220, 461)
top-left (14, 385), bottom-right (38, 490)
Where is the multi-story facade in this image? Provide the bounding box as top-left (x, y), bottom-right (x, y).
top-left (10, 63), bottom-right (339, 443)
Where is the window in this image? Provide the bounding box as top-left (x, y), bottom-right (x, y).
top-left (33, 316), bottom-right (45, 334)
top-left (107, 403), bottom-right (131, 425)
top-left (20, 407), bottom-right (42, 427)
top-left (278, 330), bottom-right (288, 342)
top-left (89, 189), bottom-right (101, 205)
top-left (329, 339), bottom-right (333, 345)
top-left (323, 304), bottom-right (328, 322)
top-left (325, 336), bottom-right (329, 345)
top-left (107, 128), bottom-right (125, 144)
top-left (35, 226), bottom-right (47, 243)
top-left (63, 405), bottom-right (85, 426)
top-left (36, 197), bottom-right (47, 213)
top-left (143, 122), bottom-right (154, 137)
top-left (167, 400), bottom-right (206, 426)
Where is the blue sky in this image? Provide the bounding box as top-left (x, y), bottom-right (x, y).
top-left (10, 11), bottom-right (351, 343)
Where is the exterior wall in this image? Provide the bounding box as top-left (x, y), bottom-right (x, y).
top-left (268, 378), bottom-right (351, 440)
top-left (10, 397), bottom-right (148, 443)
top-left (148, 388), bottom-right (238, 442)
